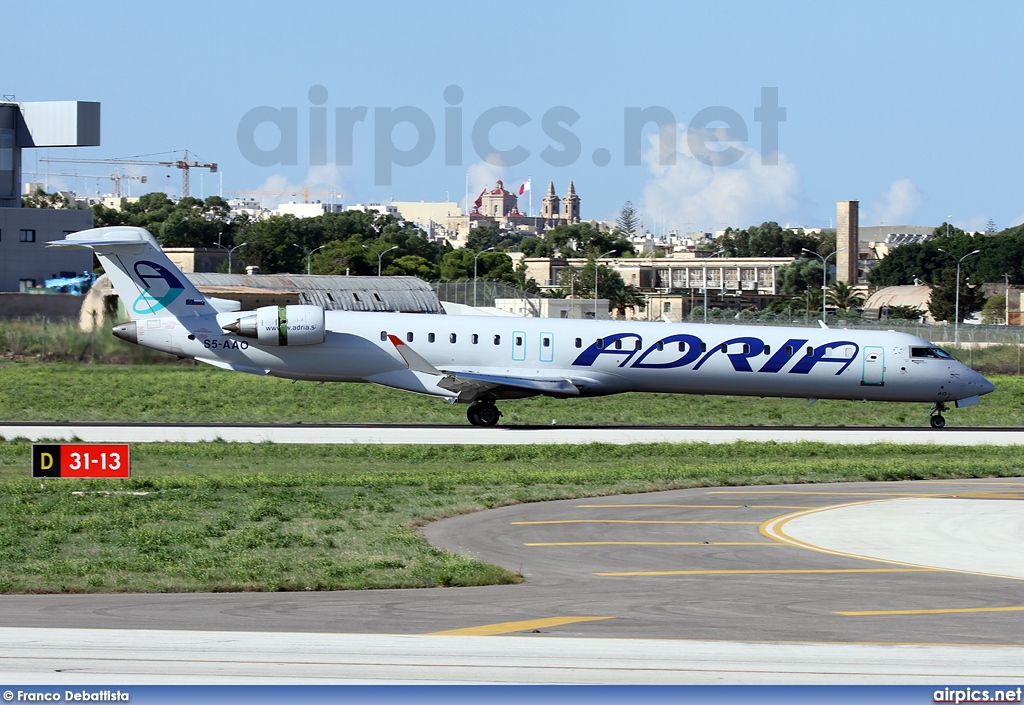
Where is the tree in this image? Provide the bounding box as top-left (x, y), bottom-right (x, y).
top-left (775, 258), bottom-right (825, 296)
top-left (717, 222), bottom-right (827, 258)
top-left (886, 304), bottom-right (925, 321)
top-left (826, 281), bottom-right (865, 310)
top-left (928, 268), bottom-right (984, 323)
top-left (512, 259), bottom-right (540, 294)
top-left (981, 294), bottom-right (1006, 324)
top-left (616, 201), bottom-right (639, 237)
top-left (22, 188), bottom-right (74, 209)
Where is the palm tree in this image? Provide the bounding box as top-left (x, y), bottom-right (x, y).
top-left (826, 281), bottom-right (866, 310)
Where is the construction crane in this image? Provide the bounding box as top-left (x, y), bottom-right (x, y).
top-left (39, 150), bottom-right (216, 198)
top-left (223, 186), bottom-right (337, 204)
top-left (28, 171), bottom-right (148, 198)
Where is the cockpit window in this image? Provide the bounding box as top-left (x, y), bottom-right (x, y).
top-left (911, 346), bottom-right (953, 359)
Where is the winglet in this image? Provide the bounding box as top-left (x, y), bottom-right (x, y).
top-left (387, 335), bottom-right (443, 375)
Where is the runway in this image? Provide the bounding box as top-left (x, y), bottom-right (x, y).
top-left (4, 422), bottom-right (1024, 444)
top-left (3, 478), bottom-right (1023, 683)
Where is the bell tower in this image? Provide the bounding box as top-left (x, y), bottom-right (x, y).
top-left (562, 180), bottom-right (580, 224)
top-left (541, 181), bottom-right (560, 221)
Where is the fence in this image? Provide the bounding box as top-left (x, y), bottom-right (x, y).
top-left (430, 280), bottom-right (533, 308)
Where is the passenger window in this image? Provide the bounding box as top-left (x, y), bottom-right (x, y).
top-left (785, 345), bottom-right (793, 356)
top-left (516, 336), bottom-right (523, 346)
top-left (472, 334), bottom-right (479, 344)
top-left (764, 345), bottom-right (771, 355)
top-left (700, 343), bottom-right (707, 352)
top-left (380, 331), bottom-right (387, 341)
top-left (575, 337), bottom-right (582, 348)
top-left (678, 342), bottom-right (685, 352)
top-left (635, 339), bottom-right (642, 350)
top-left (596, 338), bottom-right (604, 349)
top-left (493, 335), bottom-right (500, 345)
top-left (450, 333), bottom-right (457, 343)
top-left (614, 339), bottom-right (622, 350)
top-left (720, 343), bottom-right (728, 352)
top-left (543, 338), bottom-right (551, 347)
top-left (407, 332), bottom-right (414, 342)
top-left (657, 341), bottom-right (664, 351)
top-left (806, 346), bottom-right (813, 356)
top-left (428, 333), bottom-right (436, 343)
top-left (742, 343), bottom-right (750, 354)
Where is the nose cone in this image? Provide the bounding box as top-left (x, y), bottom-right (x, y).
top-left (964, 368), bottom-right (996, 396)
top-left (976, 374), bottom-right (996, 396)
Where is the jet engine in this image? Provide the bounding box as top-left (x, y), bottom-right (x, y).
top-left (223, 305), bottom-right (326, 346)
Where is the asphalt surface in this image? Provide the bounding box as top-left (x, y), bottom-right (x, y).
top-left (2, 477), bottom-right (1022, 645)
top-left (4, 422), bottom-right (1024, 444)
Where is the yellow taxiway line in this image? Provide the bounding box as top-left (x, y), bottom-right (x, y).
top-left (525, 541), bottom-right (783, 546)
top-left (426, 616), bottom-right (615, 636)
top-left (512, 519), bottom-right (760, 525)
top-left (837, 606), bottom-right (1024, 616)
top-left (596, 568), bottom-right (936, 577)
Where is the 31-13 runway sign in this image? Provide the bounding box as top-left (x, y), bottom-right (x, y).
top-left (32, 444), bottom-right (130, 478)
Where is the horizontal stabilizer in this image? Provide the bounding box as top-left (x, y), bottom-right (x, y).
top-left (196, 358), bottom-right (271, 376)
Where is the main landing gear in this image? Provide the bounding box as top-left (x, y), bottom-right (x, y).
top-left (929, 402), bottom-right (949, 428)
top-left (467, 401), bottom-right (502, 427)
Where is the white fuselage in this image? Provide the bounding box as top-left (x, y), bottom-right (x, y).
top-left (137, 310), bottom-right (993, 405)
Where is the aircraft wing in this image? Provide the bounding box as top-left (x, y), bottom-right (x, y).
top-left (385, 335), bottom-right (580, 400)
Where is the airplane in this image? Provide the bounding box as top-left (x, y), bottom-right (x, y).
top-left (50, 226), bottom-right (995, 428)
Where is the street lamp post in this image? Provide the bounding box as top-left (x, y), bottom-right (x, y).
top-left (801, 247), bottom-right (844, 323)
top-left (363, 244), bottom-right (399, 277)
top-left (294, 243), bottom-right (326, 275)
top-left (219, 242), bottom-right (247, 275)
top-left (937, 247), bottom-right (981, 344)
top-left (702, 248), bottom-right (725, 324)
top-left (473, 246), bottom-right (494, 307)
top-left (595, 249), bottom-right (616, 319)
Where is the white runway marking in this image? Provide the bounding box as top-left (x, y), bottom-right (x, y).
top-left (766, 498), bottom-right (1024, 580)
top-left (1, 627), bottom-right (1021, 684)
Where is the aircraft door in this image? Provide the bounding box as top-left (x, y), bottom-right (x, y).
top-left (512, 330), bottom-right (527, 361)
top-left (540, 332), bottom-right (554, 362)
top-left (861, 346), bottom-right (885, 386)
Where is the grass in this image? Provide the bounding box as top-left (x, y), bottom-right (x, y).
top-left (1, 360), bottom-right (1023, 426)
top-left (0, 440), bottom-right (1022, 594)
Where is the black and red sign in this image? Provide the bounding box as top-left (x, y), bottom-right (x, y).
top-left (32, 444), bottom-right (131, 478)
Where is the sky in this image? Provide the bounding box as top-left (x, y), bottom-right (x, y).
top-left (6, 0), bottom-right (1023, 234)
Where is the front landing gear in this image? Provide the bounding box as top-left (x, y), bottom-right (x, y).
top-left (929, 402), bottom-right (949, 428)
top-left (467, 401), bottom-right (502, 427)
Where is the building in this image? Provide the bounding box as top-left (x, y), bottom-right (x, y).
top-left (273, 201), bottom-right (346, 219)
top-left (0, 100), bottom-right (99, 291)
top-left (434, 180), bottom-right (584, 247)
top-left (493, 297), bottom-right (611, 319)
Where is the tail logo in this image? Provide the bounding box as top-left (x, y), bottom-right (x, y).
top-left (132, 260), bottom-right (186, 315)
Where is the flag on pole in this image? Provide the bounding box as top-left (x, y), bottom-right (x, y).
top-left (519, 178), bottom-right (531, 196)
top-left (473, 189), bottom-right (485, 209)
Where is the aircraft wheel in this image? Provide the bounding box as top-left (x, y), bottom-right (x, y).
top-left (467, 405), bottom-right (482, 426)
top-left (930, 415), bottom-right (946, 429)
top-left (476, 403), bottom-right (501, 427)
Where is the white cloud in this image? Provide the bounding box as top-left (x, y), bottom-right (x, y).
top-left (863, 178), bottom-right (924, 225)
top-left (249, 166), bottom-right (348, 207)
top-left (465, 157), bottom-right (508, 212)
top-left (638, 123), bottom-right (802, 233)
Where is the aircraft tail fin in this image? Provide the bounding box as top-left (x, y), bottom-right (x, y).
top-left (49, 226), bottom-right (212, 319)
